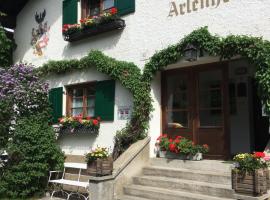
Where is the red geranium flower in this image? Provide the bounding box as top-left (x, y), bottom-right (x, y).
top-left (157, 135), bottom-right (162, 141)
top-left (203, 144), bottom-right (209, 149)
top-left (254, 152), bottom-right (265, 158)
top-left (110, 7), bottom-right (117, 15)
top-left (97, 116), bottom-right (101, 121)
top-left (93, 119), bottom-right (99, 126)
top-left (174, 139), bottom-right (180, 144)
top-left (86, 116), bottom-right (91, 120)
top-left (169, 143), bottom-right (176, 152)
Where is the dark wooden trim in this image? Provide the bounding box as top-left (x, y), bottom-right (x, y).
top-left (223, 62), bottom-right (231, 159)
top-left (161, 71), bottom-right (167, 134)
top-left (81, 0), bottom-right (89, 19)
top-left (0, 15), bottom-right (16, 29)
top-left (66, 88), bottom-right (72, 117)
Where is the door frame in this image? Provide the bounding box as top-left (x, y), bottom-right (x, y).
top-left (161, 61), bottom-right (230, 159)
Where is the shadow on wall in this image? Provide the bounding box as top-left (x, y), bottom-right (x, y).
top-left (61, 29), bottom-right (124, 60)
top-left (47, 68), bottom-right (110, 88)
top-left (57, 133), bottom-right (96, 155)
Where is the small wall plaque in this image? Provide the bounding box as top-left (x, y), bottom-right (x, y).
top-left (118, 106), bottom-right (132, 120)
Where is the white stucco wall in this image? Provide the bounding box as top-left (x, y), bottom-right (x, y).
top-left (13, 0), bottom-right (270, 156)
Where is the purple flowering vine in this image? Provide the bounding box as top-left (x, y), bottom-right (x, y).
top-left (0, 63), bottom-right (49, 117)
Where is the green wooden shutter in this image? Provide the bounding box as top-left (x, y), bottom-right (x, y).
top-left (49, 87), bottom-right (63, 123)
top-left (95, 80), bottom-right (115, 121)
top-left (63, 0), bottom-right (78, 25)
top-left (115, 0), bottom-right (135, 16)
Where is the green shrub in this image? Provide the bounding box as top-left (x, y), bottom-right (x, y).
top-left (0, 113), bottom-right (65, 199)
top-left (0, 100), bottom-right (12, 149)
top-left (0, 26), bottom-right (13, 68)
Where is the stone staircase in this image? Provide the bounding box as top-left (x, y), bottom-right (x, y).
top-left (118, 158), bottom-right (236, 200)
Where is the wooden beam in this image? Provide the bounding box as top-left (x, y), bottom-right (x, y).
top-left (0, 15), bottom-right (16, 29)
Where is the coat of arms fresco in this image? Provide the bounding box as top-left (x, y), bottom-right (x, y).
top-left (31, 9), bottom-right (50, 56)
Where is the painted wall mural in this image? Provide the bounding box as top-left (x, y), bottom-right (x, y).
top-left (31, 9), bottom-right (50, 56)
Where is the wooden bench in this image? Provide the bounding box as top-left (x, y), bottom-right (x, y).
top-left (48, 162), bottom-right (90, 200)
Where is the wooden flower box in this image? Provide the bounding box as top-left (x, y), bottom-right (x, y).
top-left (60, 126), bottom-right (99, 134)
top-left (232, 168), bottom-right (270, 196)
top-left (87, 157), bottom-right (113, 177)
top-left (63, 19), bottom-right (125, 42)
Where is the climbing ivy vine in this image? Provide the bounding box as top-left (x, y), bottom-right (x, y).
top-left (39, 51), bottom-right (152, 159)
top-left (143, 27), bottom-right (270, 114)
top-left (39, 27), bottom-right (270, 159)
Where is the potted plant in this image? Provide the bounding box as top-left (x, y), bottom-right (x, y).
top-left (232, 152), bottom-right (270, 196)
top-left (85, 147), bottom-right (113, 177)
top-left (156, 134), bottom-right (209, 160)
top-left (58, 114), bottom-right (100, 134)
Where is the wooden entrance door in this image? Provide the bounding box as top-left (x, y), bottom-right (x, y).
top-left (162, 63), bottom-right (229, 159)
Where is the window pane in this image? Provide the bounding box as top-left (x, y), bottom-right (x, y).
top-left (199, 70), bottom-right (222, 109)
top-left (72, 108), bottom-right (83, 116)
top-left (87, 86), bottom-right (95, 95)
top-left (103, 0), bottom-right (114, 10)
top-left (199, 109), bottom-right (222, 127)
top-left (199, 89), bottom-right (222, 108)
top-left (73, 97), bottom-right (83, 108)
top-left (167, 111), bottom-right (188, 128)
top-left (167, 74), bottom-right (188, 110)
top-left (87, 96), bottom-right (95, 107)
top-left (72, 88), bottom-right (83, 97)
top-left (89, 0), bottom-right (101, 16)
top-left (87, 107), bottom-right (95, 117)
top-left (198, 70), bottom-right (223, 127)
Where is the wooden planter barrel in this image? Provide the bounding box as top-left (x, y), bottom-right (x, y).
top-left (232, 168), bottom-right (269, 196)
top-left (87, 157), bottom-right (113, 177)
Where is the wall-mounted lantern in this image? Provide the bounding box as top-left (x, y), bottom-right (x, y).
top-left (184, 44), bottom-right (198, 61)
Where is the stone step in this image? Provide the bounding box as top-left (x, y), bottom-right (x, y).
top-left (150, 158), bottom-right (233, 173)
top-left (117, 195), bottom-right (152, 200)
top-left (143, 166), bottom-right (231, 185)
top-left (124, 184), bottom-right (235, 200)
top-left (133, 175), bottom-right (234, 198)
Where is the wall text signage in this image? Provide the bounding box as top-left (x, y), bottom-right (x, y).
top-left (169, 0), bottom-right (230, 17)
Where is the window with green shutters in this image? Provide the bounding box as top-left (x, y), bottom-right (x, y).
top-left (49, 87), bottom-right (63, 124)
top-left (63, 0), bottom-right (78, 25)
top-left (115, 0), bottom-right (135, 16)
top-left (64, 0), bottom-right (135, 24)
top-left (94, 80), bottom-right (115, 121)
top-left (65, 80), bottom-right (115, 121)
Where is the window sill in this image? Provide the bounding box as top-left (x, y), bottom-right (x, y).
top-left (63, 19), bottom-right (125, 42)
top-left (60, 126), bottom-right (99, 134)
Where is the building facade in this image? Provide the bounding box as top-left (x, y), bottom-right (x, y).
top-left (13, 0), bottom-right (270, 158)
